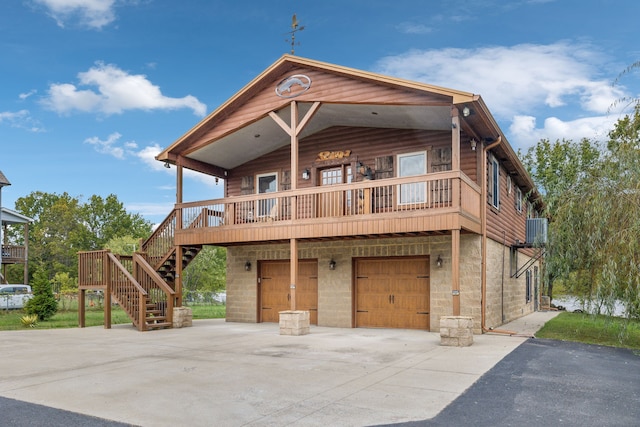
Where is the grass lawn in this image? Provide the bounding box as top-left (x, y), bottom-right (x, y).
top-left (537, 311), bottom-right (640, 350)
top-left (0, 301), bottom-right (225, 330)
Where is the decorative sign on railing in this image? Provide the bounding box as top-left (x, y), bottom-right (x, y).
top-left (316, 150), bottom-right (352, 161)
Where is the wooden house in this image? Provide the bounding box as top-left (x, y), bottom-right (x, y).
top-left (79, 55), bottom-right (545, 332)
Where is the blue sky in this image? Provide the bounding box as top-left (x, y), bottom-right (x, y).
top-left (1, 0), bottom-right (639, 226)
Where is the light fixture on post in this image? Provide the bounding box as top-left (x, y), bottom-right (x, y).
top-left (470, 139), bottom-right (477, 151)
top-left (244, 261), bottom-right (252, 271)
top-left (329, 259), bottom-right (336, 270)
top-left (436, 255), bottom-right (443, 268)
top-left (302, 169), bottom-right (310, 180)
top-left (462, 106), bottom-right (471, 117)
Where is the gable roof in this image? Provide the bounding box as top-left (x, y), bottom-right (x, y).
top-left (156, 54), bottom-right (538, 199)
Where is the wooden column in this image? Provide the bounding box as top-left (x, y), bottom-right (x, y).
top-left (290, 238), bottom-right (298, 310)
top-left (451, 108), bottom-right (461, 171)
top-left (23, 223), bottom-right (29, 285)
top-left (78, 289), bottom-right (85, 328)
top-left (104, 251), bottom-right (112, 329)
top-left (176, 165), bottom-right (183, 307)
top-left (452, 228), bottom-right (461, 316)
top-left (175, 245), bottom-right (183, 307)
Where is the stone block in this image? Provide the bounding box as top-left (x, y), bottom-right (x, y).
top-left (279, 310), bottom-right (310, 336)
top-left (173, 307), bottom-right (193, 328)
top-left (440, 316), bottom-right (473, 346)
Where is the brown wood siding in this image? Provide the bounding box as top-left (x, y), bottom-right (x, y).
top-left (228, 127), bottom-right (457, 196)
top-left (485, 154), bottom-right (527, 247)
top-left (186, 66), bottom-right (453, 155)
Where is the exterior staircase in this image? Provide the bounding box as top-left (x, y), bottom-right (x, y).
top-left (78, 208), bottom-right (202, 331)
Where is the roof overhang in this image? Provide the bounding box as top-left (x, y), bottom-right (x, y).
top-left (1, 208), bottom-right (33, 225)
top-left (186, 102), bottom-right (453, 170)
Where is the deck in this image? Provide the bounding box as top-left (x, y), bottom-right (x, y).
top-left (173, 171), bottom-right (482, 246)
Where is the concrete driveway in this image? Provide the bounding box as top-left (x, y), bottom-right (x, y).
top-left (1, 312), bottom-right (556, 426)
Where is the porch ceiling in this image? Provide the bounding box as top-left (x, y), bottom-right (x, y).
top-left (186, 103), bottom-right (452, 170)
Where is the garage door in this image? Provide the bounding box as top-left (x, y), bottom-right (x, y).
top-left (355, 257), bottom-right (430, 329)
top-left (259, 260), bottom-right (318, 324)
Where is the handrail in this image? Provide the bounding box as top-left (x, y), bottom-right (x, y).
top-left (175, 171), bottom-right (480, 229)
top-left (133, 253), bottom-right (175, 296)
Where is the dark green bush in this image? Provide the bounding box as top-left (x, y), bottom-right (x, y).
top-left (25, 266), bottom-right (58, 321)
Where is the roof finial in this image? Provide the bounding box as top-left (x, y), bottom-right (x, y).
top-left (286, 13), bottom-right (304, 55)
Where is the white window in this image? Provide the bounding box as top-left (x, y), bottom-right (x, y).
top-left (398, 151), bottom-right (426, 204)
top-left (256, 172), bottom-right (277, 217)
top-left (489, 155), bottom-right (500, 209)
top-left (515, 187), bottom-right (522, 213)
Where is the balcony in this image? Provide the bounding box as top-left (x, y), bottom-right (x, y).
top-left (1, 245), bottom-right (27, 264)
top-left (174, 171), bottom-right (482, 246)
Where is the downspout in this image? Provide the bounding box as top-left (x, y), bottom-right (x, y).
top-left (481, 136), bottom-right (502, 333)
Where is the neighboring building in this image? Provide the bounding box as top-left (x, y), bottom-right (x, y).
top-left (1, 207), bottom-right (33, 286)
top-left (80, 55), bottom-right (545, 332)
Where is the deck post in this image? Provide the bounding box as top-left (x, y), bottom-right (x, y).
top-left (452, 229), bottom-right (460, 316)
top-left (289, 238), bottom-right (298, 310)
top-left (78, 289), bottom-right (85, 328)
top-left (104, 251), bottom-right (112, 329)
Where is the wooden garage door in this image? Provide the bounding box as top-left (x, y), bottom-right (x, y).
top-left (259, 260), bottom-right (318, 324)
top-left (355, 257), bottom-right (430, 330)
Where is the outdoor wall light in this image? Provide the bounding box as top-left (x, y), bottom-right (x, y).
top-left (436, 255), bottom-right (443, 268)
top-left (462, 106), bottom-right (471, 117)
top-left (470, 139), bottom-right (477, 151)
top-left (329, 259), bottom-right (336, 270)
top-left (244, 261), bottom-right (252, 271)
top-left (302, 169), bottom-right (310, 180)
top-left (164, 161), bottom-right (171, 169)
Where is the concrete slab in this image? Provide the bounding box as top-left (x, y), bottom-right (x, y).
top-left (0, 311), bottom-right (559, 427)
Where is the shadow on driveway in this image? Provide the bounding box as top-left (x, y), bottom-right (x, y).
top-left (389, 339), bottom-right (640, 427)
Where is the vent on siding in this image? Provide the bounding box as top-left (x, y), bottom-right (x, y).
top-left (526, 218), bottom-right (548, 246)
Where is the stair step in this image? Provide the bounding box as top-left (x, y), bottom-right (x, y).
top-left (146, 322), bottom-right (172, 330)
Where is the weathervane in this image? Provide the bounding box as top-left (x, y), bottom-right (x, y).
top-left (285, 13), bottom-right (304, 54)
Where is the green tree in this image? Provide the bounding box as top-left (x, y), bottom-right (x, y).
top-left (24, 265), bottom-right (58, 320)
top-left (520, 138), bottom-right (601, 298)
top-left (183, 246), bottom-right (226, 298)
top-left (104, 235), bottom-right (142, 255)
top-left (13, 192), bottom-right (154, 282)
top-left (536, 107), bottom-right (640, 319)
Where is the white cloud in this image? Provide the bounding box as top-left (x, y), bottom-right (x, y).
top-left (509, 114), bottom-right (619, 151)
top-left (42, 62), bottom-right (207, 116)
top-left (374, 41), bottom-right (633, 151)
top-left (19, 89), bottom-right (37, 100)
top-left (397, 22), bottom-right (433, 34)
top-left (0, 109), bottom-right (44, 132)
top-left (374, 42), bottom-right (625, 118)
top-left (34, 0), bottom-right (116, 29)
top-left (84, 131), bottom-right (129, 158)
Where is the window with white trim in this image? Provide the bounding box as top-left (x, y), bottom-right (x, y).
top-left (515, 187), bottom-right (522, 213)
top-left (256, 172), bottom-right (277, 217)
top-left (397, 151), bottom-right (426, 204)
top-left (489, 155), bottom-right (500, 209)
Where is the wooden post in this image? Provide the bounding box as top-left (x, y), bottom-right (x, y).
top-left (104, 251), bottom-right (112, 329)
top-left (175, 245), bottom-right (183, 307)
top-left (452, 229), bottom-right (460, 316)
top-left (78, 289), bottom-right (85, 328)
top-left (290, 238), bottom-right (298, 310)
top-left (451, 108), bottom-right (461, 171)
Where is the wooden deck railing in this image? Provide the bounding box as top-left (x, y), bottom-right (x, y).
top-left (1, 245), bottom-right (27, 263)
top-left (78, 250), bottom-right (174, 331)
top-left (177, 171), bottom-right (481, 230)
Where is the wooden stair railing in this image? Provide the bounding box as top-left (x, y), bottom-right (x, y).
top-left (106, 252), bottom-right (175, 331)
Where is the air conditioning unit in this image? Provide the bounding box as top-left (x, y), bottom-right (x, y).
top-left (526, 218), bottom-right (548, 246)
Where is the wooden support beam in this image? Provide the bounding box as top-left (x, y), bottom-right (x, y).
top-left (452, 228), bottom-right (460, 316)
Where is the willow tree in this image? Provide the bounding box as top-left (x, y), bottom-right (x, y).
top-left (546, 106), bottom-right (640, 319)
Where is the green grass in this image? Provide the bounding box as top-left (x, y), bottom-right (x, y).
top-left (537, 311), bottom-right (640, 350)
top-left (0, 301), bottom-right (225, 330)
